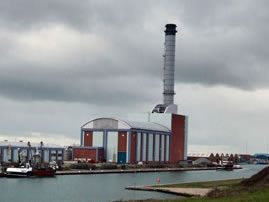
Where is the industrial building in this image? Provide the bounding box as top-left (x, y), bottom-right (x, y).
top-left (0, 141), bottom-right (64, 164)
top-left (74, 114), bottom-right (187, 163)
top-left (74, 24), bottom-right (188, 164)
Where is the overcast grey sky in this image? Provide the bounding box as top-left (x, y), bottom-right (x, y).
top-left (0, 0), bottom-right (269, 154)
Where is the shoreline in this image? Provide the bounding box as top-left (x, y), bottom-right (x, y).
top-left (0, 166), bottom-right (243, 177)
top-left (56, 167), bottom-right (222, 175)
top-left (125, 179), bottom-right (242, 198)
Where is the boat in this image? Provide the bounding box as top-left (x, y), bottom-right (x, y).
top-left (32, 166), bottom-right (55, 177)
top-left (6, 164), bottom-right (56, 178)
top-left (233, 164), bottom-right (242, 169)
top-left (216, 161), bottom-right (234, 171)
top-left (30, 143), bottom-right (56, 177)
top-left (5, 141), bottom-right (57, 178)
top-left (6, 163), bottom-right (33, 177)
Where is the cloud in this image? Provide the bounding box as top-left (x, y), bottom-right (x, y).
top-left (176, 84), bottom-right (269, 153)
top-left (0, 0), bottom-right (268, 106)
top-left (0, 1), bottom-right (269, 153)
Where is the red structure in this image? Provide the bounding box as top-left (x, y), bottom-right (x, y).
top-left (73, 147), bottom-right (104, 162)
top-left (84, 131), bottom-right (93, 147)
top-left (170, 114), bottom-right (186, 162)
top-left (130, 132), bottom-right (137, 163)
top-left (118, 132), bottom-right (127, 152)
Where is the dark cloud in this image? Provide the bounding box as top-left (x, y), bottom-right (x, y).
top-left (0, 0), bottom-right (269, 104)
top-left (1, 1), bottom-right (269, 153)
top-left (0, 0), bottom-right (149, 31)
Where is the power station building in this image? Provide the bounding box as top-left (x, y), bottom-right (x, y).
top-left (74, 24), bottom-right (188, 164)
top-left (74, 114), bottom-right (187, 164)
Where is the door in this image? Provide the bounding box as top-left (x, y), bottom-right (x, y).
top-left (117, 152), bottom-right (126, 164)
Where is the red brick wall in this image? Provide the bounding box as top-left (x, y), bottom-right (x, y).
top-left (118, 131), bottom-right (127, 152)
top-left (98, 149), bottom-right (104, 162)
top-left (170, 114), bottom-right (186, 163)
top-left (84, 131), bottom-right (93, 147)
top-left (130, 132), bottom-right (137, 163)
top-left (73, 148), bottom-right (96, 161)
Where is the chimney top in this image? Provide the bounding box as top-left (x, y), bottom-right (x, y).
top-left (165, 24), bottom-right (177, 35)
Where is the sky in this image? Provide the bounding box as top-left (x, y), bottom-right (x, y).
top-left (0, 0), bottom-right (269, 154)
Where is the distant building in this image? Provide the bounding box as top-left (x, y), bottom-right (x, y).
top-left (188, 153), bottom-right (239, 164)
top-left (193, 158), bottom-right (212, 166)
top-left (253, 153), bottom-right (269, 160)
top-left (0, 141), bottom-right (64, 164)
top-left (253, 153), bottom-right (269, 164)
top-left (187, 153), bottom-right (212, 161)
top-left (239, 154), bottom-right (253, 163)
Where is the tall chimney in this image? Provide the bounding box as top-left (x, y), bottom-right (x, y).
top-left (163, 24), bottom-right (177, 105)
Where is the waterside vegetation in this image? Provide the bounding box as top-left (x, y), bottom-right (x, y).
top-left (125, 166), bottom-right (269, 202)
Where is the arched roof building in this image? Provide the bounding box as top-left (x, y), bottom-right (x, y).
top-left (74, 114), bottom-right (187, 164)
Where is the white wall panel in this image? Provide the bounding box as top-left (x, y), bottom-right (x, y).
top-left (161, 135), bottom-right (165, 161)
top-left (93, 119), bottom-right (118, 129)
top-left (150, 113), bottom-right (172, 130)
top-left (148, 134), bottom-right (153, 161)
top-left (50, 150), bottom-right (56, 161)
top-left (154, 134), bottom-right (160, 161)
top-left (107, 132), bottom-right (118, 162)
top-left (136, 133), bottom-right (141, 161)
top-left (166, 135), bottom-right (170, 161)
top-left (93, 131), bottom-right (103, 147)
top-left (13, 149), bottom-right (19, 162)
top-left (57, 150), bottom-right (63, 160)
top-left (3, 149), bottom-right (9, 162)
top-left (44, 150), bottom-right (49, 162)
top-left (142, 133), bottom-right (147, 161)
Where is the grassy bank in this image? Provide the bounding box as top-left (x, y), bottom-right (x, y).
top-left (154, 179), bottom-right (242, 188)
top-left (164, 185), bottom-right (269, 202)
top-left (127, 179), bottom-right (269, 202)
top-left (123, 166), bottom-right (269, 202)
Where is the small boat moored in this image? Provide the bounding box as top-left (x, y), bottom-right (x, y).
top-left (6, 163), bottom-right (32, 177)
top-left (5, 141), bottom-right (58, 178)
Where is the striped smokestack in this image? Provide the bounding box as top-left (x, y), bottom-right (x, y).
top-left (163, 24), bottom-right (177, 105)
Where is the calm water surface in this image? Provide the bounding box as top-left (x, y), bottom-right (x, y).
top-left (0, 164), bottom-right (267, 202)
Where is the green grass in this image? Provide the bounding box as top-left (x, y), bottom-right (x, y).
top-left (137, 180), bottom-right (269, 202)
top-left (154, 179), bottom-right (242, 188)
top-left (160, 185), bottom-right (269, 202)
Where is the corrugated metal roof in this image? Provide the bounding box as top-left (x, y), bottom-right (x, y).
top-left (120, 118), bottom-right (170, 133)
top-left (188, 153), bottom-right (212, 157)
top-left (82, 117), bottom-right (171, 133)
top-left (254, 153), bottom-right (269, 157)
top-left (0, 141), bottom-right (63, 148)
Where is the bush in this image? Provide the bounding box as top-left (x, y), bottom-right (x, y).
top-left (146, 163), bottom-right (166, 168)
top-left (119, 164), bottom-right (127, 169)
top-left (70, 163), bottom-right (97, 170)
top-left (99, 163), bottom-right (118, 170)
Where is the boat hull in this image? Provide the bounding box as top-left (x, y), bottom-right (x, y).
top-left (5, 171), bottom-right (32, 178)
top-left (6, 167), bottom-right (33, 177)
top-left (32, 168), bottom-right (55, 177)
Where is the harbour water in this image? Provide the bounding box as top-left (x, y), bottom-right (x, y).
top-left (0, 164), bottom-right (267, 202)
